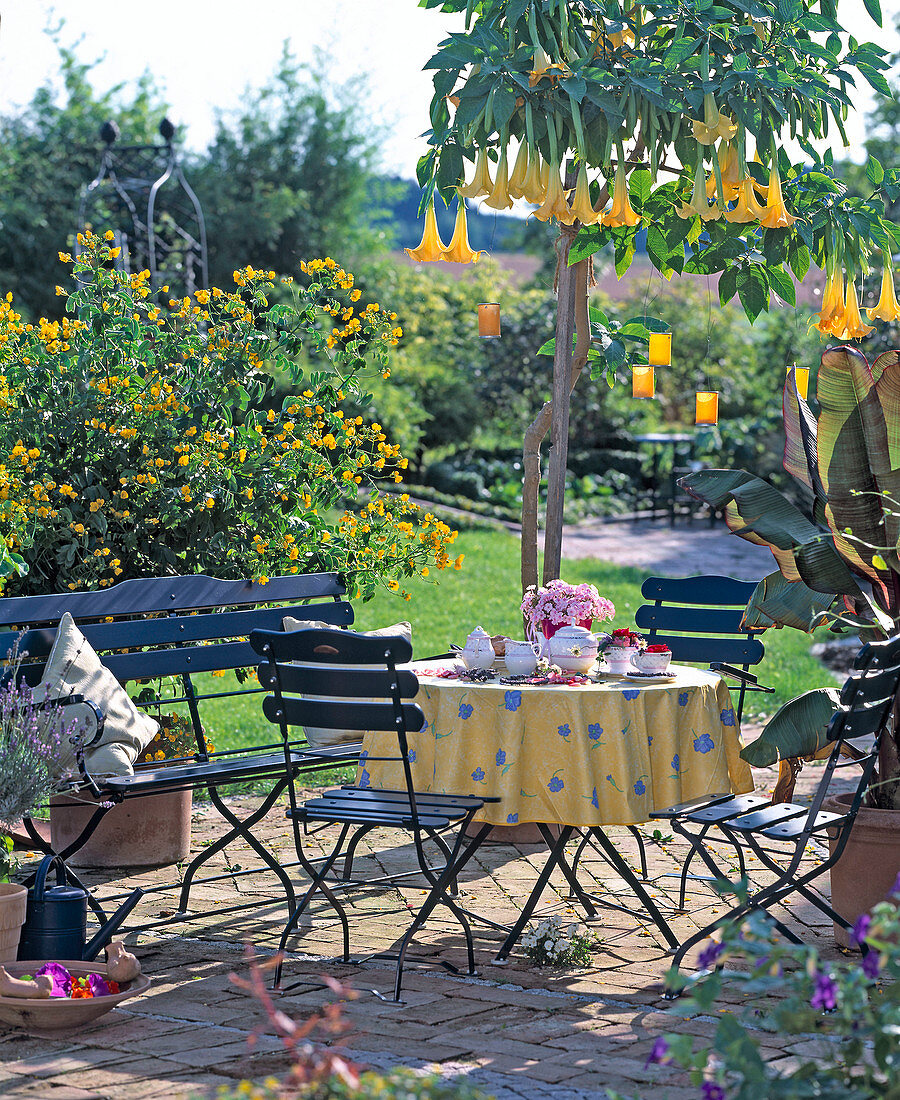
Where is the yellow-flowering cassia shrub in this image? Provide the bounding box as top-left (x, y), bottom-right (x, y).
top-left (0, 232), bottom-right (458, 598)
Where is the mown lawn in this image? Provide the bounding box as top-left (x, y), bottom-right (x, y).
top-left (196, 526), bottom-right (831, 758)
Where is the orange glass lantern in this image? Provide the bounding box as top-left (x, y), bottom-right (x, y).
top-left (477, 303), bottom-right (501, 338)
top-left (632, 365), bottom-right (655, 399)
top-left (695, 390), bottom-right (719, 425)
top-left (648, 331), bottom-right (672, 366)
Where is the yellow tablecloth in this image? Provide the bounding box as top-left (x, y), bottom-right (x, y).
top-left (360, 664), bottom-right (753, 827)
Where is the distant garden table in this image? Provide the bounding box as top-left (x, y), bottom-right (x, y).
top-left (360, 663), bottom-right (753, 958)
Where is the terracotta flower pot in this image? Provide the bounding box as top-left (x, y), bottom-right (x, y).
top-left (823, 793), bottom-right (900, 947)
top-left (0, 883), bottom-right (28, 963)
top-left (50, 790), bottom-right (193, 869)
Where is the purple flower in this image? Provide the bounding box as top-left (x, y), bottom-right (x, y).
top-left (504, 691), bottom-right (522, 712)
top-left (495, 750), bottom-right (506, 766)
top-left (588, 723), bottom-right (603, 740)
top-left (862, 950), bottom-right (881, 979)
top-left (458, 703), bottom-right (474, 720)
top-left (810, 969), bottom-right (839, 1012)
top-left (696, 939), bottom-right (724, 971)
top-left (548, 775), bottom-right (564, 793)
top-left (558, 724), bottom-right (571, 740)
top-left (890, 872), bottom-right (900, 897)
top-left (471, 767), bottom-right (485, 782)
top-left (645, 1036), bottom-right (671, 1067)
top-left (693, 733), bottom-right (714, 754)
top-left (87, 972), bottom-right (111, 997)
top-left (850, 913), bottom-right (871, 948)
top-left (36, 963), bottom-right (71, 998)
top-left (506, 813), bottom-right (518, 824)
top-left (701, 1084), bottom-right (726, 1100)
top-left (720, 707), bottom-right (736, 727)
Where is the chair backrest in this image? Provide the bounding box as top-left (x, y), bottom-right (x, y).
top-left (634, 575), bottom-right (765, 720)
top-left (251, 627), bottom-right (425, 821)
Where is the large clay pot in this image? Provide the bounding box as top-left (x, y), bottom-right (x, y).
top-left (823, 793), bottom-right (900, 948)
top-left (50, 790), bottom-right (193, 868)
top-left (0, 883), bottom-right (28, 962)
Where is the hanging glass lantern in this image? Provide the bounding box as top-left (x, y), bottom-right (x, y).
top-left (795, 367), bottom-right (809, 401)
top-left (477, 303), bottom-right (501, 338)
top-left (632, 365), bottom-right (655, 399)
top-left (648, 332), bottom-right (672, 366)
top-left (695, 391), bottom-right (719, 425)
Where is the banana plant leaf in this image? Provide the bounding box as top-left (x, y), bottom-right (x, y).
top-left (782, 372), bottom-right (828, 528)
top-left (816, 347), bottom-right (900, 605)
top-left (740, 687), bottom-right (842, 768)
top-left (741, 569), bottom-right (837, 632)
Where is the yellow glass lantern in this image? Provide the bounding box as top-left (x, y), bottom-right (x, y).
top-left (632, 365), bottom-right (655, 399)
top-left (648, 332), bottom-right (672, 366)
top-left (477, 303), bottom-right (501, 338)
top-left (695, 391), bottom-right (719, 425)
top-left (795, 367), bottom-right (809, 401)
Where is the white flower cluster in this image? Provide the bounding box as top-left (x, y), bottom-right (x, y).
top-left (520, 915), bottom-right (595, 968)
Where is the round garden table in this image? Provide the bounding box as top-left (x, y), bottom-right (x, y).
top-left (360, 662), bottom-right (753, 959)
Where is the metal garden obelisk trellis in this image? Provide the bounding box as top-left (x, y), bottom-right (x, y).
top-left (77, 118), bottom-right (208, 299)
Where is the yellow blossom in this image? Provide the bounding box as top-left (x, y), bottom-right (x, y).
top-left (404, 200), bottom-right (447, 263)
top-left (441, 196), bottom-right (484, 263)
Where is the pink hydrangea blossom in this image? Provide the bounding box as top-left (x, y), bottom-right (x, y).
top-left (521, 581), bottom-right (616, 632)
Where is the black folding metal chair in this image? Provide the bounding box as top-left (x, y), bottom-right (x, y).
top-left (662, 634), bottom-right (900, 993)
top-left (573, 575), bottom-right (772, 888)
top-left (250, 626), bottom-right (494, 1002)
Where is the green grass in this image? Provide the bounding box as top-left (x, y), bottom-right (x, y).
top-left (195, 526), bottom-right (829, 757)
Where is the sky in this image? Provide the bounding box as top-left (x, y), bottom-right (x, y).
top-left (2, 0), bottom-right (898, 181)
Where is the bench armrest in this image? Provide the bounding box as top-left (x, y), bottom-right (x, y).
top-left (709, 662), bottom-right (775, 693)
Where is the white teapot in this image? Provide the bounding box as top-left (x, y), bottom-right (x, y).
top-left (460, 625), bottom-right (495, 670)
top-left (546, 625), bottom-right (602, 673)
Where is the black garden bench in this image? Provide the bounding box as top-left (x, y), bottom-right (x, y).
top-left (2, 572), bottom-right (359, 927)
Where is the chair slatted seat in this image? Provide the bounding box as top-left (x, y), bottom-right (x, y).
top-left (251, 626), bottom-right (496, 1002)
top-left (663, 634), bottom-right (900, 993)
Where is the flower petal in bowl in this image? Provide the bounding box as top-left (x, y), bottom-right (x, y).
top-left (0, 960), bottom-right (150, 1030)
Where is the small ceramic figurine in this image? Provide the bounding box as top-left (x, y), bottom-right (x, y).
top-left (0, 966), bottom-right (53, 999)
top-left (460, 626), bottom-right (496, 670)
top-left (104, 941), bottom-right (142, 983)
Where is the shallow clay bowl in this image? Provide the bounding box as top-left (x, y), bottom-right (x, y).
top-left (0, 960), bottom-right (150, 1029)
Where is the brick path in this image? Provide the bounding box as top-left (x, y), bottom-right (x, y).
top-left (0, 760), bottom-right (848, 1100)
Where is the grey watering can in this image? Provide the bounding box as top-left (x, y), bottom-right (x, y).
top-left (17, 856), bottom-right (143, 962)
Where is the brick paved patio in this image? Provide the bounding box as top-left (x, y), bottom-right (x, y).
top-left (0, 757), bottom-right (850, 1100)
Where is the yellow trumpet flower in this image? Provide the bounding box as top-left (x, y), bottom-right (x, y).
top-left (532, 160), bottom-right (572, 223)
top-left (459, 147), bottom-right (494, 200)
top-left (867, 262), bottom-right (900, 323)
top-left (759, 164), bottom-right (797, 229)
top-left (725, 178), bottom-right (768, 223)
top-left (603, 162), bottom-right (640, 228)
top-left (441, 197), bottom-right (483, 264)
top-left (750, 149), bottom-right (769, 197)
top-left (521, 147), bottom-right (546, 205)
top-left (677, 158), bottom-right (710, 220)
top-left (692, 93), bottom-right (737, 145)
top-left (813, 269), bottom-right (844, 335)
top-left (404, 200), bottom-right (447, 263)
top-left (508, 142), bottom-right (530, 200)
top-left (529, 46), bottom-right (570, 86)
top-left (834, 281), bottom-right (874, 340)
top-left (568, 164), bottom-right (601, 225)
top-left (482, 146), bottom-right (514, 210)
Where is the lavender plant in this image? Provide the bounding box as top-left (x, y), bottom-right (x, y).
top-left (0, 651), bottom-right (76, 831)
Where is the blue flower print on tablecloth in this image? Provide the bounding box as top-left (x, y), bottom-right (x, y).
top-left (671, 754), bottom-right (680, 773)
top-left (407, 749), bottom-right (416, 763)
top-left (458, 703), bottom-right (474, 720)
top-left (495, 749), bottom-right (506, 766)
top-left (506, 813), bottom-right (519, 824)
top-left (693, 733), bottom-right (715, 754)
top-left (588, 723), bottom-right (603, 741)
top-left (591, 786), bottom-right (599, 809)
top-left (548, 773), bottom-right (564, 793)
top-left (622, 689), bottom-right (640, 701)
top-left (471, 767), bottom-right (485, 782)
top-left (605, 773), bottom-right (623, 792)
top-left (504, 690), bottom-right (522, 712)
top-left (634, 778), bottom-right (647, 796)
top-left (558, 723), bottom-right (571, 741)
top-left (359, 768), bottom-right (371, 788)
top-left (720, 707), bottom-right (736, 727)
top-left (678, 691), bottom-right (689, 707)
